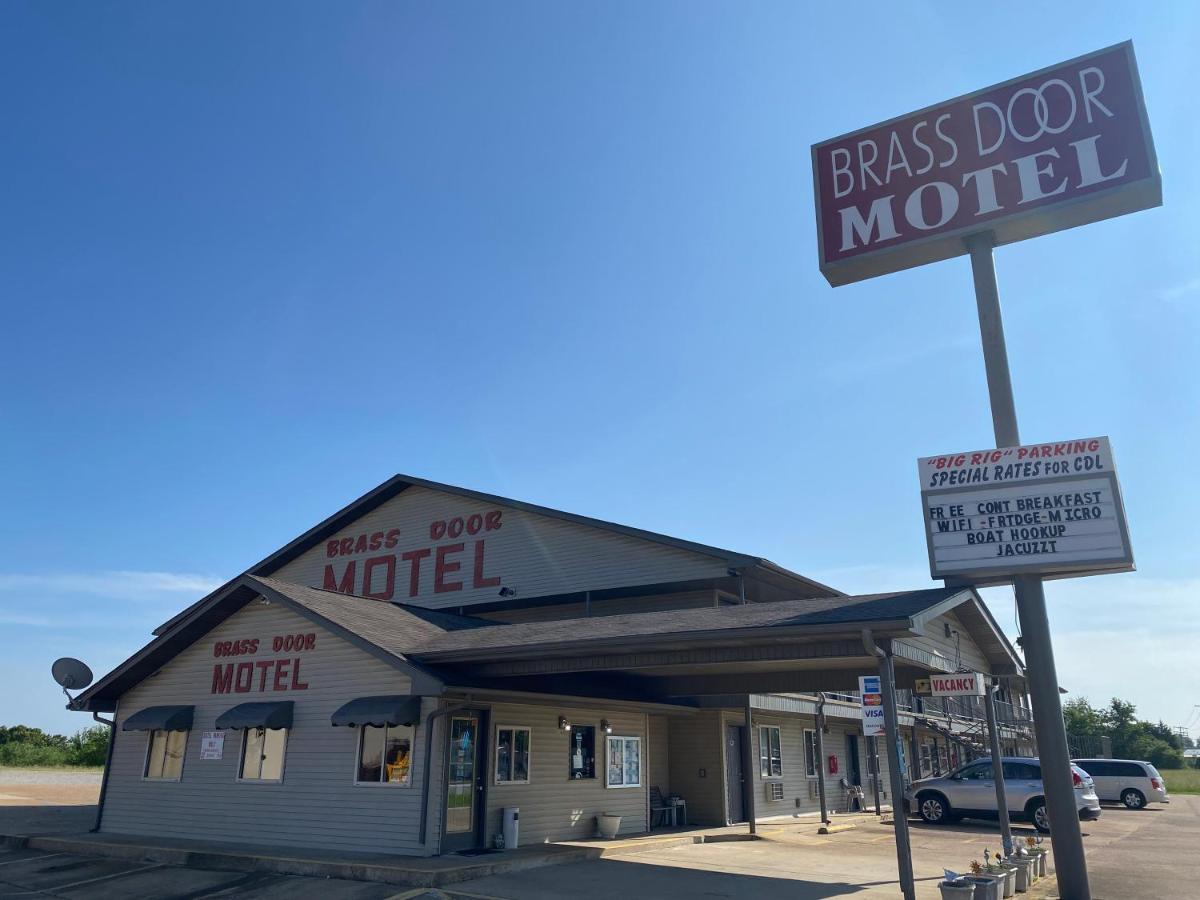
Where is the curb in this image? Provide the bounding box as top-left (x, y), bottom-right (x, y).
top-left (1, 832), bottom-right (599, 888)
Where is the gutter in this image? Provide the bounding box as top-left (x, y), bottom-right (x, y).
top-left (90, 705), bottom-right (117, 833)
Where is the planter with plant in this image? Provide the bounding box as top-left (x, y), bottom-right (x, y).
top-left (1006, 854), bottom-right (1034, 892)
top-left (595, 813), bottom-right (622, 839)
top-left (939, 879), bottom-right (976, 899)
top-left (964, 860), bottom-right (1003, 900)
top-left (983, 848), bottom-right (1016, 898)
top-left (1024, 836), bottom-right (1049, 877)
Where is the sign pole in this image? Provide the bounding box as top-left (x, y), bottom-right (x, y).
top-left (879, 651), bottom-right (915, 900)
top-left (984, 679), bottom-right (1015, 857)
top-left (966, 233), bottom-right (1091, 900)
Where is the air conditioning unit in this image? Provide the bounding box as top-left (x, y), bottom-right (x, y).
top-left (765, 782), bottom-right (784, 802)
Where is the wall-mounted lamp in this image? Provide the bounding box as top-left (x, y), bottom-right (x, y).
top-left (558, 716), bottom-right (571, 732)
top-left (600, 719), bottom-right (613, 734)
top-left (498, 586), bottom-right (517, 598)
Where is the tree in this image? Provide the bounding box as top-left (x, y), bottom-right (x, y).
top-left (67, 726), bottom-right (110, 766)
top-left (1063, 698), bottom-right (1105, 736)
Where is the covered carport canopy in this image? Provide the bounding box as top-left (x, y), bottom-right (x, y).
top-left (404, 586), bottom-right (1025, 700)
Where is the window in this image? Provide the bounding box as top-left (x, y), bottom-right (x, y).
top-left (606, 735), bottom-right (641, 788)
top-left (569, 725), bottom-right (596, 779)
top-left (919, 742), bottom-right (932, 777)
top-left (239, 727), bottom-right (287, 781)
top-left (1002, 762), bottom-right (1040, 780)
top-left (1118, 762), bottom-right (1147, 778)
top-left (959, 763), bottom-right (994, 780)
top-left (144, 729), bottom-right (187, 780)
top-left (495, 726), bottom-right (531, 784)
top-left (803, 729), bottom-right (819, 778)
top-left (759, 726), bottom-right (783, 778)
top-left (357, 725), bottom-right (413, 785)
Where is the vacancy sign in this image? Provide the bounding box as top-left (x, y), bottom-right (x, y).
top-left (812, 42), bottom-right (1160, 286)
top-left (860, 675), bottom-right (885, 736)
top-left (930, 673), bottom-right (987, 697)
top-left (919, 436), bottom-right (1133, 583)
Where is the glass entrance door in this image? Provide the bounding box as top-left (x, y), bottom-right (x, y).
top-left (442, 711), bottom-right (487, 852)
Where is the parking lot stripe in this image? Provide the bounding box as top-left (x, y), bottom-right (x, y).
top-left (40, 862), bottom-right (165, 891)
top-left (0, 852), bottom-right (66, 867)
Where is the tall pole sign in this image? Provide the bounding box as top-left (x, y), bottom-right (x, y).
top-left (813, 41), bottom-right (1160, 900)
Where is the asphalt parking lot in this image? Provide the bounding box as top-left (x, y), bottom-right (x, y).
top-left (1, 779), bottom-right (1195, 899)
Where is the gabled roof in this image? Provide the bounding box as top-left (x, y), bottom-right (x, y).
top-left (75, 574), bottom-right (484, 712)
top-left (153, 473), bottom-right (842, 636)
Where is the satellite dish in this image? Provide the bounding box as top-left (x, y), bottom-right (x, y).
top-left (52, 658), bottom-right (93, 691)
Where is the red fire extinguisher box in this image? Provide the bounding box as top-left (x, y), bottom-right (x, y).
top-left (828, 755), bottom-right (838, 774)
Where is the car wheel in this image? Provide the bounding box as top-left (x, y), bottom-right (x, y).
top-left (918, 793), bottom-right (951, 825)
top-left (1121, 789), bottom-right (1146, 810)
top-left (1027, 798), bottom-right (1051, 833)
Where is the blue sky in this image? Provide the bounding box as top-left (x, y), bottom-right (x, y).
top-left (2, 2), bottom-right (1197, 736)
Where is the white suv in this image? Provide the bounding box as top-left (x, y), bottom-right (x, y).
top-left (904, 757), bottom-right (1101, 833)
top-left (1072, 758), bottom-right (1169, 809)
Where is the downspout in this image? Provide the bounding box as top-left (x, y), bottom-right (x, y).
top-left (815, 693), bottom-right (829, 825)
top-left (90, 705), bottom-right (117, 833)
top-left (419, 701), bottom-right (473, 846)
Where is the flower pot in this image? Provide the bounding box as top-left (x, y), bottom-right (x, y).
top-left (939, 881), bottom-right (976, 899)
top-left (1007, 857), bottom-right (1032, 892)
top-left (596, 813), bottom-right (622, 839)
top-left (1031, 850), bottom-right (1047, 877)
top-left (987, 865), bottom-right (1016, 898)
top-left (963, 875), bottom-right (1003, 900)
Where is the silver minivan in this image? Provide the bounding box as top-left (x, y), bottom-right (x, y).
top-left (1072, 758), bottom-right (1169, 808)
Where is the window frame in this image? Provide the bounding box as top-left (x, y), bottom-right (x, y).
top-left (758, 725), bottom-right (783, 778)
top-left (568, 724), bottom-right (597, 780)
top-left (493, 724), bottom-right (532, 785)
top-left (803, 728), bottom-right (819, 779)
top-left (142, 728), bottom-right (188, 782)
top-left (605, 735), bottom-right (642, 789)
top-left (354, 723), bottom-right (415, 787)
top-left (237, 727), bottom-right (289, 783)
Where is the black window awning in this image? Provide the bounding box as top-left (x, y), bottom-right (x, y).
top-left (330, 695), bottom-right (422, 728)
top-left (121, 705), bottom-right (195, 732)
top-left (215, 701), bottom-right (294, 731)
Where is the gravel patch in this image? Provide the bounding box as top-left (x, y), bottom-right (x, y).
top-left (0, 768), bottom-right (103, 786)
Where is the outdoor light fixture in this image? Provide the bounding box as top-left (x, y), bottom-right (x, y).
top-left (498, 586), bottom-right (517, 597)
top-left (558, 716), bottom-right (571, 732)
top-left (600, 719), bottom-right (613, 734)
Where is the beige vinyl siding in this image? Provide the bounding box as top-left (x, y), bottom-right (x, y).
top-left (667, 711), bottom-right (725, 825)
top-left (907, 611), bottom-right (990, 673)
top-left (273, 485), bottom-right (728, 611)
top-left (746, 714), bottom-right (896, 820)
top-left (482, 703), bottom-right (648, 843)
top-left (478, 590), bottom-right (723, 623)
top-left (103, 600), bottom-right (435, 856)
top-left (648, 715), bottom-right (670, 796)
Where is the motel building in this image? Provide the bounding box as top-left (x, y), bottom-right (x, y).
top-left (73, 474), bottom-right (1036, 857)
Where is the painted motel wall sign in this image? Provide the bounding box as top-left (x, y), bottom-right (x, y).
top-left (918, 436), bottom-right (1133, 584)
top-left (812, 41), bottom-right (1160, 286)
top-left (929, 672), bottom-right (986, 698)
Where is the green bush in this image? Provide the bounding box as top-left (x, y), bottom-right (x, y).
top-left (0, 741), bottom-right (69, 767)
top-left (66, 726), bottom-right (110, 766)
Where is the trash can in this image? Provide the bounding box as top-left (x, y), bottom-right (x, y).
top-left (502, 806), bottom-right (519, 849)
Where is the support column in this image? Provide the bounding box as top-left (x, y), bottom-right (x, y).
top-left (816, 693), bottom-right (830, 825)
top-left (986, 678), bottom-right (1015, 857)
top-left (742, 695), bottom-right (756, 835)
